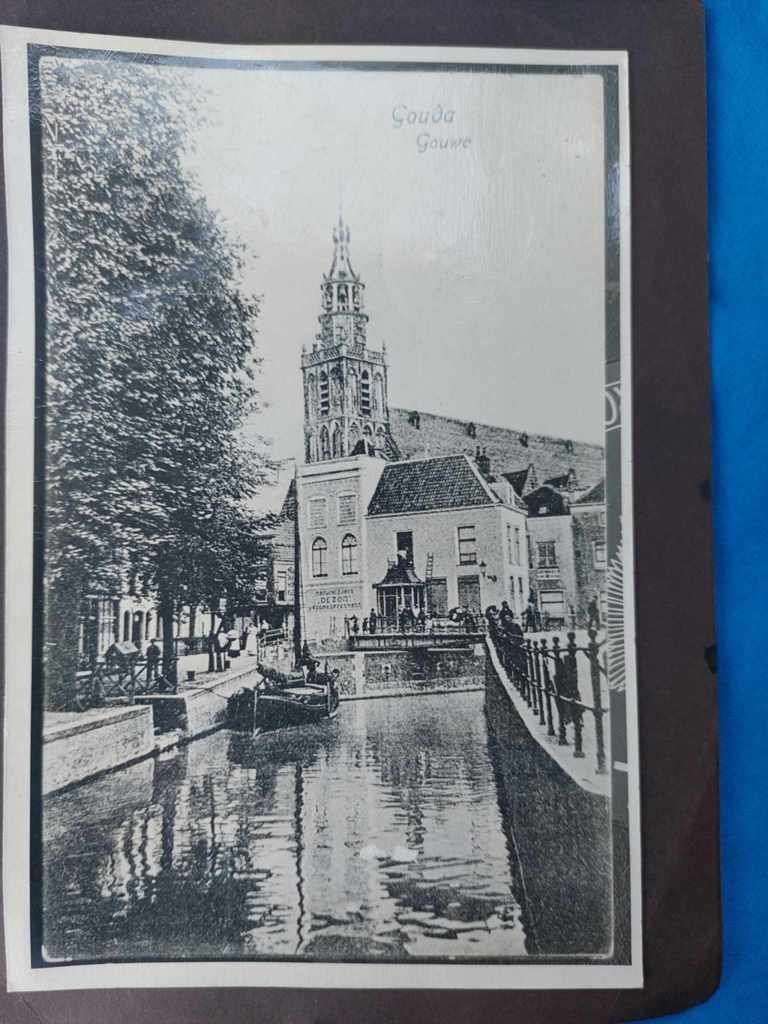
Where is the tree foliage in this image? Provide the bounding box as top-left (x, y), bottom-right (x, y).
top-left (39, 56), bottom-right (270, 702)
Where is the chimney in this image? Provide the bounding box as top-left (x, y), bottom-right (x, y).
top-left (477, 446), bottom-right (492, 480)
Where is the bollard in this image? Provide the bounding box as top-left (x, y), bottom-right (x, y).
top-left (588, 628), bottom-right (608, 774)
top-left (540, 639), bottom-right (556, 736)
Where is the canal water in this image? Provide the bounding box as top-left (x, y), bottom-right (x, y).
top-left (42, 691), bottom-right (534, 963)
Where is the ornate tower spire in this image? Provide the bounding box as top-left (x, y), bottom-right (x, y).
top-left (301, 217), bottom-right (396, 464)
top-left (316, 215), bottom-right (367, 350)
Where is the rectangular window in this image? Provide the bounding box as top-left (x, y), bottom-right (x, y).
top-left (506, 523), bottom-right (513, 563)
top-left (427, 578), bottom-right (448, 617)
top-left (457, 525), bottom-right (477, 565)
top-left (396, 531), bottom-right (414, 566)
top-left (540, 589), bottom-right (565, 619)
top-left (514, 527), bottom-right (522, 565)
top-left (276, 570), bottom-right (287, 603)
top-left (518, 577), bottom-right (524, 607)
top-left (510, 576), bottom-right (517, 612)
top-left (338, 493), bottom-right (357, 525)
top-left (308, 497), bottom-right (327, 528)
top-left (528, 535), bottom-right (534, 568)
top-left (537, 541), bottom-right (557, 567)
top-left (594, 541), bottom-right (607, 567)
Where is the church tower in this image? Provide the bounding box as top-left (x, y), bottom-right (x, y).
top-left (301, 215), bottom-right (397, 463)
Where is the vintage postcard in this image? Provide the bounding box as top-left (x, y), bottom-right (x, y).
top-left (1, 27), bottom-right (638, 990)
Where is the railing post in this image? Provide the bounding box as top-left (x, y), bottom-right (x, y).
top-left (588, 628), bottom-right (608, 774)
top-left (540, 638), bottom-right (555, 736)
top-left (551, 637), bottom-right (568, 745)
top-left (535, 640), bottom-right (546, 726)
top-left (531, 640), bottom-right (541, 715)
top-left (567, 632), bottom-right (585, 758)
top-left (524, 640), bottom-right (533, 705)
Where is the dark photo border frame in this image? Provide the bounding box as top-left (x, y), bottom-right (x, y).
top-left (0, 1), bottom-right (718, 1021)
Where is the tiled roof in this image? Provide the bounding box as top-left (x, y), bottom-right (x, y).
top-left (572, 478), bottom-right (605, 505)
top-left (368, 454), bottom-right (496, 517)
top-left (390, 408), bottom-right (604, 492)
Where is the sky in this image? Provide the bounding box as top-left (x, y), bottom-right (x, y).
top-left (178, 62), bottom-right (607, 460)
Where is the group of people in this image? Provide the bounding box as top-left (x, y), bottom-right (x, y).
top-left (345, 606), bottom-right (431, 636)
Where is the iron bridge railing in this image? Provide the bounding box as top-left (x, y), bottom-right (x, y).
top-left (488, 628), bottom-right (609, 776)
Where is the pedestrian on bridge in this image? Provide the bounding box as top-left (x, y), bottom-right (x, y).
top-left (146, 638), bottom-right (160, 684)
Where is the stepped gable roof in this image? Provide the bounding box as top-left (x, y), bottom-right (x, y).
top-left (368, 454), bottom-right (497, 517)
top-left (572, 478), bottom-right (605, 505)
top-left (503, 465), bottom-right (541, 497)
top-left (374, 560), bottom-right (424, 588)
top-left (524, 484), bottom-right (570, 518)
top-left (389, 408), bottom-right (604, 492)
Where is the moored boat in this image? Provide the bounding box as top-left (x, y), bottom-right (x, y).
top-left (227, 664), bottom-right (340, 732)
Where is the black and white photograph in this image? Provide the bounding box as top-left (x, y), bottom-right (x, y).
top-left (1, 28), bottom-right (638, 990)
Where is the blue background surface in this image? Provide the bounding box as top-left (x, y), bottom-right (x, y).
top-left (649, 2), bottom-right (768, 1021)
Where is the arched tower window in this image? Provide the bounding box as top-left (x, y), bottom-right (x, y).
top-left (337, 284), bottom-right (349, 310)
top-left (341, 534), bottom-right (358, 576)
top-left (319, 371), bottom-right (329, 416)
top-left (122, 610), bottom-right (130, 642)
top-left (322, 284), bottom-right (332, 310)
top-left (361, 370), bottom-right (371, 415)
top-left (348, 422), bottom-right (361, 452)
top-left (311, 537), bottom-right (328, 578)
top-left (320, 425), bottom-right (330, 460)
top-left (373, 373), bottom-right (384, 415)
top-left (346, 368), bottom-right (358, 411)
top-left (353, 285), bottom-right (361, 310)
top-left (332, 423), bottom-right (343, 458)
top-left (375, 426), bottom-right (385, 451)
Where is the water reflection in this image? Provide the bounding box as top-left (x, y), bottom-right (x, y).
top-left (43, 692), bottom-right (530, 962)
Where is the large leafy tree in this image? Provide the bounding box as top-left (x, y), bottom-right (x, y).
top-left (39, 56), bottom-right (269, 704)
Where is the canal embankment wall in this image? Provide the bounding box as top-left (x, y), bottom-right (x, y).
top-left (322, 645), bottom-right (486, 699)
top-left (43, 704), bottom-right (155, 795)
top-left (43, 660), bottom-right (265, 795)
top-left (483, 644), bottom-right (613, 956)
